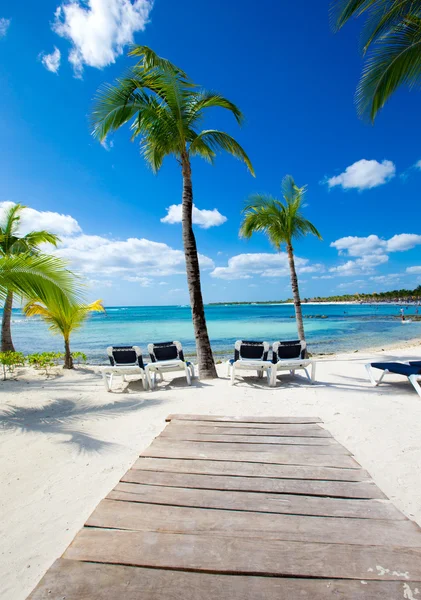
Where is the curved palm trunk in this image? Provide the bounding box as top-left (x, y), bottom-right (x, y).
top-left (286, 243), bottom-right (306, 344)
top-left (64, 337), bottom-right (73, 369)
top-left (1, 291), bottom-right (15, 352)
top-left (181, 154), bottom-right (217, 379)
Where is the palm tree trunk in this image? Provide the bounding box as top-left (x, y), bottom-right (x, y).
top-left (181, 153), bottom-right (217, 379)
top-left (1, 291), bottom-right (15, 352)
top-left (64, 337), bottom-right (73, 369)
top-left (286, 243), bottom-right (306, 343)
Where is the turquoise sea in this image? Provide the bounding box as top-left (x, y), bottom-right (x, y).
top-left (3, 303), bottom-right (421, 363)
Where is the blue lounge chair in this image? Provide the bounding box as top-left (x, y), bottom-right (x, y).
top-left (365, 361), bottom-right (421, 397)
top-left (103, 346), bottom-right (148, 391)
top-left (146, 341), bottom-right (194, 390)
top-left (227, 340), bottom-right (272, 385)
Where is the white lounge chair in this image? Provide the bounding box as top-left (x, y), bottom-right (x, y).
top-left (102, 346), bottom-right (148, 392)
top-left (365, 361), bottom-right (421, 397)
top-left (227, 340), bottom-right (272, 385)
top-left (146, 341), bottom-right (194, 390)
top-left (270, 340), bottom-right (316, 387)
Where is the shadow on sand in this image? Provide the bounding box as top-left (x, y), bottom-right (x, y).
top-left (0, 397), bottom-right (163, 453)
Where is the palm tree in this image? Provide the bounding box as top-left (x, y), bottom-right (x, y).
top-left (24, 299), bottom-right (105, 369)
top-left (91, 46), bottom-right (254, 379)
top-left (0, 204), bottom-right (60, 351)
top-left (332, 0), bottom-right (421, 121)
top-left (240, 175), bottom-right (322, 342)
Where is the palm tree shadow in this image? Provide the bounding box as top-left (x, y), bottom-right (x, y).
top-left (0, 397), bottom-right (163, 454)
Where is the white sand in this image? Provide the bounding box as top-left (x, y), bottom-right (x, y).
top-left (1, 344), bottom-right (421, 600)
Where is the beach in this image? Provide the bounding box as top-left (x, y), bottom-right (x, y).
top-left (1, 343), bottom-right (421, 600)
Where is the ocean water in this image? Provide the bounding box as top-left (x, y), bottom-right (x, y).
top-left (3, 303), bottom-right (421, 363)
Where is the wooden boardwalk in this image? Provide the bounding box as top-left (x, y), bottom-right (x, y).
top-left (28, 414), bottom-right (421, 599)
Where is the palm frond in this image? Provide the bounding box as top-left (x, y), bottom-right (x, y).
top-left (185, 90), bottom-right (244, 126)
top-left (128, 45), bottom-right (188, 79)
top-left (189, 130), bottom-right (255, 175)
top-left (24, 298), bottom-right (104, 338)
top-left (356, 15), bottom-right (421, 120)
top-left (331, 0), bottom-right (382, 31)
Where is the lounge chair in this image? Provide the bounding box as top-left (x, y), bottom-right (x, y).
top-left (270, 340), bottom-right (316, 387)
top-left (102, 346), bottom-right (148, 392)
top-left (227, 340), bottom-right (272, 385)
top-left (146, 341), bottom-right (194, 390)
top-left (365, 361), bottom-right (421, 397)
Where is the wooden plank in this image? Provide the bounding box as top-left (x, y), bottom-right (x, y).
top-left (166, 414), bottom-right (323, 424)
top-left (87, 498), bottom-right (421, 547)
top-left (108, 482), bottom-right (403, 520)
top-left (142, 441), bottom-right (360, 469)
top-left (132, 457), bottom-right (371, 481)
top-left (163, 422), bottom-right (333, 436)
top-left (121, 469), bottom-right (386, 499)
top-left (28, 560), bottom-right (421, 600)
top-left (160, 432), bottom-right (340, 446)
top-left (64, 528), bottom-right (421, 580)
top-left (154, 435), bottom-right (350, 454)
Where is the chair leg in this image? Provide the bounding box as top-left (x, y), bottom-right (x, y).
top-left (142, 372), bottom-right (149, 391)
top-left (102, 371), bottom-right (111, 392)
top-left (257, 369), bottom-right (263, 379)
top-left (230, 365), bottom-right (236, 385)
top-left (310, 362), bottom-right (316, 383)
top-left (185, 364), bottom-right (192, 386)
top-left (269, 366), bottom-right (277, 387)
top-left (365, 364), bottom-right (385, 386)
top-left (409, 375), bottom-right (421, 398)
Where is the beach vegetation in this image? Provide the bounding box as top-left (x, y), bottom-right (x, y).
top-left (24, 300), bottom-right (105, 369)
top-left (90, 46), bottom-right (254, 379)
top-left (26, 351), bottom-right (64, 375)
top-left (332, 0), bottom-right (421, 121)
top-left (240, 175), bottom-right (322, 343)
top-left (0, 351), bottom-right (25, 380)
top-left (0, 204), bottom-right (60, 352)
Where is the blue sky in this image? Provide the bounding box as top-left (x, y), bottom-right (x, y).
top-left (1, 0), bottom-right (421, 306)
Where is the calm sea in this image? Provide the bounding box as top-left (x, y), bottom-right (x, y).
top-left (3, 303), bottom-right (421, 363)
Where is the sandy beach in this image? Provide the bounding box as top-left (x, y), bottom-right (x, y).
top-left (2, 343), bottom-right (421, 600)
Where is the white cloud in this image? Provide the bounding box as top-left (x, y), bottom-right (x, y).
top-left (211, 253), bottom-right (322, 280)
top-left (415, 160), bottom-right (421, 170)
top-left (327, 159), bottom-right (396, 190)
top-left (124, 276), bottom-right (153, 287)
top-left (40, 47), bottom-right (61, 73)
top-left (312, 275), bottom-right (334, 280)
top-left (0, 201), bottom-right (81, 236)
top-left (159, 281), bottom-right (168, 285)
top-left (407, 266), bottom-right (421, 274)
top-left (330, 255), bottom-right (389, 277)
top-left (370, 274), bottom-right (401, 284)
top-left (0, 17), bottom-right (10, 37)
top-left (54, 234), bottom-right (214, 277)
top-left (52, 0), bottom-right (153, 77)
top-left (331, 235), bottom-right (385, 257)
top-left (87, 278), bottom-right (113, 287)
top-left (161, 204), bottom-right (227, 229)
top-left (101, 139), bottom-right (114, 151)
top-left (387, 234), bottom-right (421, 252)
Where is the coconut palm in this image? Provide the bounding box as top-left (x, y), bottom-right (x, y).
top-left (24, 299), bottom-right (105, 369)
top-left (332, 0), bottom-right (421, 121)
top-left (91, 46), bottom-right (254, 379)
top-left (240, 175), bottom-right (322, 342)
top-left (0, 203), bottom-right (60, 351)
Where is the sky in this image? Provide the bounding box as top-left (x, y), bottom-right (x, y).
top-left (1, 0), bottom-right (421, 306)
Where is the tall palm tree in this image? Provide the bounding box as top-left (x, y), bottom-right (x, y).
top-left (24, 299), bottom-right (105, 369)
top-left (332, 0), bottom-right (421, 121)
top-left (240, 175), bottom-right (322, 342)
top-left (91, 46), bottom-right (254, 379)
top-left (0, 204), bottom-right (60, 351)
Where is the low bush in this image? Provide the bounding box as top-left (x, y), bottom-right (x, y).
top-left (0, 351), bottom-right (26, 380)
top-left (27, 352), bottom-right (64, 375)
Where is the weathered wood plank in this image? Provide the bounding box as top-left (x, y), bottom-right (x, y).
top-left (64, 528), bottom-right (421, 580)
top-left (121, 469), bottom-right (385, 498)
top-left (108, 482), bottom-right (403, 520)
top-left (87, 499), bottom-right (421, 547)
top-left (163, 422), bottom-right (333, 436)
top-left (166, 414), bottom-right (323, 424)
top-left (160, 431), bottom-right (341, 446)
top-left (132, 457), bottom-right (371, 481)
top-left (28, 560), bottom-right (421, 600)
top-left (154, 436), bottom-right (350, 454)
top-left (142, 441), bottom-right (360, 469)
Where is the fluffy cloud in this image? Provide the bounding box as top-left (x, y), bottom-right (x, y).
top-left (40, 47), bottom-right (61, 73)
top-left (161, 204), bottom-right (227, 229)
top-left (0, 18), bottom-right (10, 38)
top-left (0, 201), bottom-right (81, 236)
top-left (327, 159), bottom-right (396, 190)
top-left (330, 255), bottom-right (388, 277)
top-left (211, 253), bottom-right (323, 280)
top-left (52, 0), bottom-right (153, 77)
top-left (55, 234), bottom-right (214, 277)
top-left (124, 276), bottom-right (153, 287)
top-left (387, 234), bottom-right (421, 252)
top-left (406, 266), bottom-right (421, 274)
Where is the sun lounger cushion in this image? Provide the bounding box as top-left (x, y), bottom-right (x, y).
top-left (371, 362), bottom-right (421, 376)
top-left (272, 340), bottom-right (306, 362)
top-left (108, 346), bottom-right (145, 369)
top-left (234, 341), bottom-right (269, 362)
top-left (149, 341), bottom-right (184, 362)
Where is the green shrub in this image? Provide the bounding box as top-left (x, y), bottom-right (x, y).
top-left (27, 352), bottom-right (64, 374)
top-left (71, 351), bottom-right (87, 364)
top-left (0, 351), bottom-right (25, 380)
